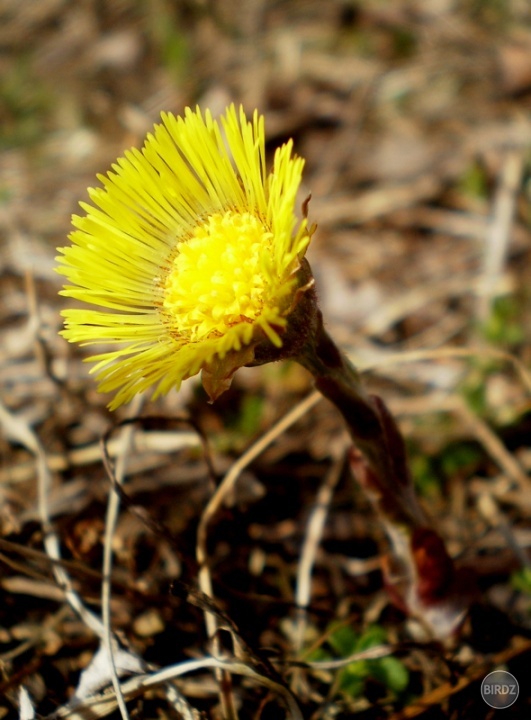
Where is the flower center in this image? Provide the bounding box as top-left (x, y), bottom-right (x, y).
top-left (163, 210), bottom-right (273, 342)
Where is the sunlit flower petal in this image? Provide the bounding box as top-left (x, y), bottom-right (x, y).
top-left (57, 105), bottom-right (312, 409)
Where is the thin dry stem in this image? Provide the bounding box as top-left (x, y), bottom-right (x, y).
top-left (101, 393), bottom-right (145, 720)
top-left (0, 399), bottom-right (104, 637)
top-left (478, 148), bottom-right (525, 322)
top-left (351, 345), bottom-right (531, 395)
top-left (294, 447), bottom-right (346, 653)
top-left (195, 391), bottom-right (321, 716)
top-left (196, 390), bottom-right (321, 619)
top-left (452, 395), bottom-right (530, 493)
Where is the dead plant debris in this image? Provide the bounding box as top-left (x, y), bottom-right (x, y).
top-left (1, 1), bottom-right (530, 718)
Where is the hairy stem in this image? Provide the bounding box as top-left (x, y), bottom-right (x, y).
top-left (295, 310), bottom-right (470, 637)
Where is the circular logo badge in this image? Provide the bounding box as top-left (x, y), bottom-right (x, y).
top-left (481, 670), bottom-right (519, 709)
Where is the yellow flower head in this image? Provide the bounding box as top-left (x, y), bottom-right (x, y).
top-left (56, 105), bottom-right (313, 409)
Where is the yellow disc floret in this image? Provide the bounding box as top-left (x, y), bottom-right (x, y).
top-left (163, 211), bottom-right (272, 342)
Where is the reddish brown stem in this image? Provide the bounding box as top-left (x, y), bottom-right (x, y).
top-left (295, 312), bottom-right (472, 638)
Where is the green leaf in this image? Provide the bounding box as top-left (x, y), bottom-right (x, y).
top-left (481, 296), bottom-right (525, 347)
top-left (327, 625), bottom-right (358, 656)
top-left (237, 395), bottom-right (264, 436)
top-left (306, 646), bottom-right (332, 663)
top-left (369, 656), bottom-right (409, 693)
top-left (338, 665), bottom-right (366, 698)
top-left (511, 567), bottom-right (531, 596)
top-left (355, 625), bottom-right (387, 651)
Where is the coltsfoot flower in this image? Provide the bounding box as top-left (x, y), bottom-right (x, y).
top-left (57, 105), bottom-right (313, 409)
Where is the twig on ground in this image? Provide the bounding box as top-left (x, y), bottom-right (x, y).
top-left (49, 656), bottom-right (304, 720)
top-left (196, 390), bottom-right (321, 619)
top-left (452, 396), bottom-right (530, 493)
top-left (352, 345), bottom-right (531, 395)
top-left (164, 684), bottom-right (201, 720)
top-left (390, 637), bottom-right (531, 719)
top-left (290, 445), bottom-right (346, 697)
top-left (100, 393), bottom-right (145, 720)
top-left (476, 492), bottom-right (531, 570)
top-left (294, 447), bottom-right (347, 653)
top-left (477, 148), bottom-right (524, 322)
top-left (0, 399), bottom-right (103, 637)
top-left (196, 390), bottom-right (321, 716)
